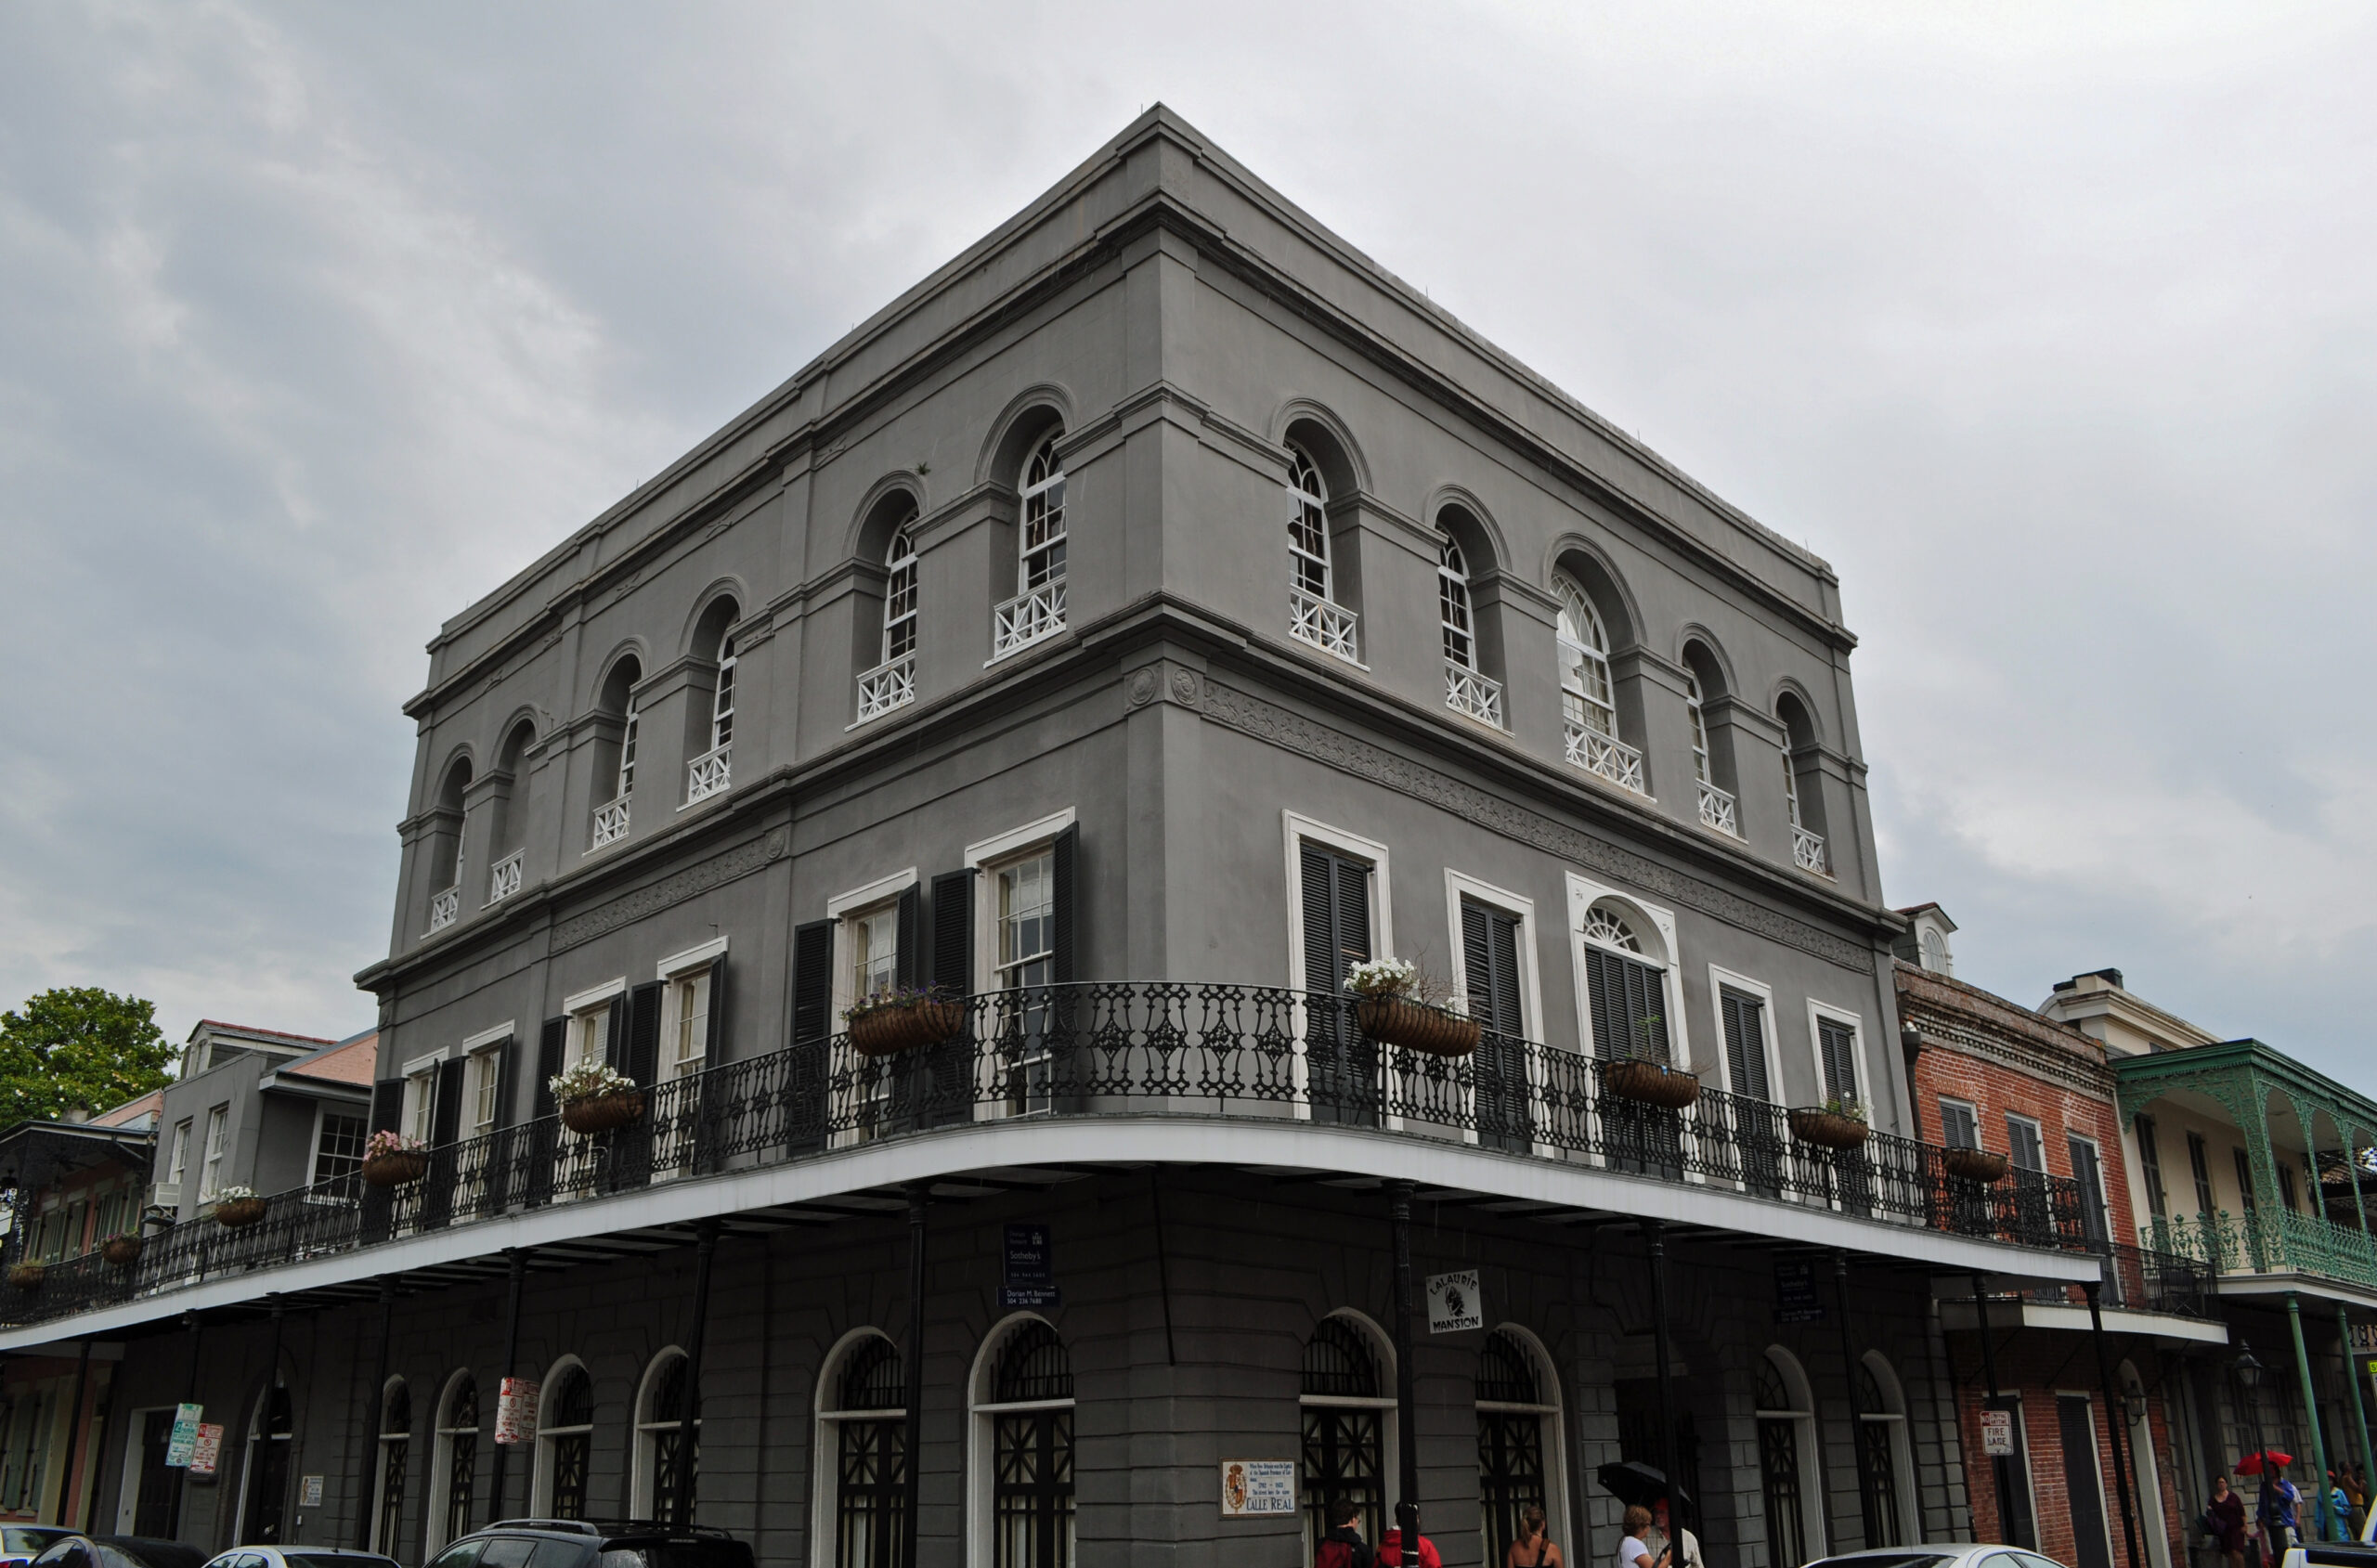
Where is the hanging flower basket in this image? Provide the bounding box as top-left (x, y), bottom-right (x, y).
top-left (214, 1195), bottom-right (268, 1229)
top-left (1788, 1108), bottom-right (1871, 1151)
top-left (847, 996), bottom-right (968, 1058)
top-left (7, 1262), bottom-right (45, 1291)
top-left (1942, 1147), bottom-right (2010, 1184)
top-left (1355, 997), bottom-right (1482, 1057)
top-left (362, 1149), bottom-right (431, 1188)
top-left (100, 1234), bottom-right (144, 1267)
top-left (560, 1090), bottom-right (647, 1135)
top-left (1605, 1058), bottom-right (1702, 1109)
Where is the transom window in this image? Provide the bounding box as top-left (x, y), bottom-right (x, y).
top-left (1555, 579), bottom-right (1617, 739)
top-left (1579, 907), bottom-right (1640, 953)
top-left (883, 523), bottom-right (918, 662)
top-left (1439, 539), bottom-right (1474, 669)
top-left (710, 636), bottom-right (736, 751)
top-left (997, 853), bottom-right (1056, 991)
top-left (1287, 445), bottom-right (1331, 601)
top-left (1021, 437), bottom-right (1067, 592)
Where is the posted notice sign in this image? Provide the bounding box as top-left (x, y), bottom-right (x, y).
top-left (188, 1423), bottom-right (225, 1479)
top-left (1980, 1408), bottom-right (2016, 1457)
top-left (1002, 1223), bottom-right (1060, 1310)
top-left (496, 1376), bottom-right (541, 1445)
top-left (1220, 1459), bottom-right (1296, 1518)
top-left (300, 1476), bottom-right (325, 1508)
top-left (1426, 1270), bottom-right (1483, 1335)
top-left (165, 1403), bottom-right (203, 1467)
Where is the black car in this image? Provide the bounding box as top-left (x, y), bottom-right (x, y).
top-left (4, 1528), bottom-right (78, 1568)
top-left (28, 1536), bottom-right (210, 1568)
top-left (426, 1523), bottom-right (755, 1568)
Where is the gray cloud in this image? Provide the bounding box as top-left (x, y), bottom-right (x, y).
top-left (3, 2), bottom-right (2370, 1076)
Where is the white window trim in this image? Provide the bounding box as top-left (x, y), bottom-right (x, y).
top-left (117, 1407), bottom-right (175, 1531)
top-left (529, 1354), bottom-right (591, 1517)
top-left (1804, 998), bottom-right (1870, 1112)
top-left (826, 868), bottom-right (918, 920)
top-left (2007, 1110), bottom-right (2046, 1171)
top-left (305, 1102), bottom-right (369, 1194)
top-left (1705, 965), bottom-right (1784, 1101)
top-left (1283, 812), bottom-right (1395, 1123)
top-left (2069, 1129), bottom-right (2111, 1237)
top-left (657, 936), bottom-right (729, 980)
top-left (1564, 871), bottom-right (1692, 1072)
top-left (630, 1345), bottom-right (693, 1521)
top-left (812, 1329), bottom-right (905, 1568)
top-left (965, 809), bottom-right (1076, 871)
top-left (562, 978), bottom-right (628, 1016)
top-left (459, 1021), bottom-right (514, 1053)
top-left (401, 1047), bottom-right (450, 1079)
top-left (1755, 1347), bottom-right (1829, 1558)
top-left (1938, 1095), bottom-right (1981, 1147)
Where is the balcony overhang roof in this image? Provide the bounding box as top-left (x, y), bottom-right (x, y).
top-left (0, 1115), bottom-right (2099, 1354)
top-left (2115, 1040), bottom-right (2377, 1134)
top-left (2199, 1270), bottom-right (2377, 1313)
top-left (0, 1121), bottom-right (155, 1199)
top-left (1936, 1297), bottom-right (2229, 1345)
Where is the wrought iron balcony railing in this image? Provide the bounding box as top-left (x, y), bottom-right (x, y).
top-left (1444, 662), bottom-right (1503, 727)
top-left (993, 582), bottom-right (1066, 659)
top-left (487, 851), bottom-right (523, 907)
top-left (0, 983), bottom-right (2093, 1331)
top-left (855, 654), bottom-right (915, 722)
top-left (1289, 591), bottom-right (1359, 661)
top-left (1972, 1238), bottom-right (2215, 1322)
top-left (1565, 721), bottom-right (1645, 795)
top-left (1696, 781), bottom-right (1738, 836)
top-left (2147, 1207), bottom-right (2377, 1291)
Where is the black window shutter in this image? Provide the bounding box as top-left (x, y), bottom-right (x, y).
top-left (368, 1079), bottom-right (404, 1134)
top-left (1461, 902), bottom-right (1492, 1018)
top-left (1458, 901), bottom-right (1523, 1035)
top-left (533, 1019), bottom-right (565, 1119)
top-left (1818, 1017), bottom-right (1858, 1104)
top-left (1486, 910), bottom-right (1522, 1035)
top-left (706, 957), bottom-right (728, 1061)
top-left (792, 920), bottom-right (834, 1043)
top-left (1585, 949), bottom-right (1617, 1057)
top-left (1721, 991), bottom-right (1769, 1100)
top-left (1333, 856), bottom-right (1371, 973)
top-left (493, 1036), bottom-right (521, 1129)
top-left (895, 885), bottom-right (921, 991)
top-left (1050, 823), bottom-right (1079, 983)
top-left (1300, 844), bottom-right (1339, 995)
top-left (605, 994), bottom-right (631, 1072)
top-left (1587, 946), bottom-right (1669, 1062)
top-left (430, 1058), bottom-right (466, 1146)
top-left (626, 981), bottom-right (663, 1086)
top-left (930, 869), bottom-right (976, 995)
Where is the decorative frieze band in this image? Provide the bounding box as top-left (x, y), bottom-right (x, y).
top-left (1195, 678), bottom-right (1872, 970)
top-left (552, 827), bottom-right (790, 952)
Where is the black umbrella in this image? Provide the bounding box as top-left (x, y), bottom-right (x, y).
top-left (1598, 1460), bottom-right (1692, 1510)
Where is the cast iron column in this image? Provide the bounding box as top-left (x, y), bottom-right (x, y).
top-left (488, 1250), bottom-right (526, 1523)
top-left (671, 1222), bottom-right (720, 1526)
top-left (357, 1281), bottom-right (396, 1549)
top-left (900, 1184), bottom-right (928, 1568)
top-left (1834, 1250), bottom-right (1867, 1549)
top-left (1389, 1180), bottom-right (1422, 1549)
top-left (2339, 1303), bottom-right (2377, 1523)
top-left (1646, 1222), bottom-right (1682, 1541)
top-left (2288, 1291), bottom-right (2336, 1539)
top-left (168, 1310), bottom-right (201, 1536)
top-left (2083, 1278), bottom-right (2144, 1568)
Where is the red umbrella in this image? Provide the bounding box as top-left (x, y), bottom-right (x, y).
top-left (2238, 1450), bottom-right (2295, 1475)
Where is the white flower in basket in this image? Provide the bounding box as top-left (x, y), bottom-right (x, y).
top-left (549, 1060), bottom-right (634, 1103)
top-left (1344, 957), bottom-right (1420, 998)
top-left (214, 1185), bottom-right (259, 1203)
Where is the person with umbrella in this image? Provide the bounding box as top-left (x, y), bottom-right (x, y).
top-left (2242, 1448), bottom-right (2303, 1559)
top-left (1617, 1507), bottom-right (1671, 1568)
top-left (1600, 1464), bottom-right (1687, 1568)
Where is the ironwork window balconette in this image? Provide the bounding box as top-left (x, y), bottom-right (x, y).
top-left (1793, 824), bottom-right (1828, 875)
top-left (856, 654), bottom-right (915, 722)
top-left (487, 850), bottom-right (522, 906)
top-left (591, 798), bottom-right (630, 849)
top-left (1290, 590), bottom-right (1359, 660)
top-left (1697, 782), bottom-right (1738, 836)
top-left (1445, 662), bottom-right (1503, 726)
top-left (429, 886), bottom-right (461, 933)
top-left (994, 581), bottom-right (1066, 659)
top-left (1565, 722), bottom-right (1644, 794)
top-left (686, 744), bottom-right (731, 804)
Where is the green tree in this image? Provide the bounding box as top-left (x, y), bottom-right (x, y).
top-left (0, 988), bottom-right (175, 1130)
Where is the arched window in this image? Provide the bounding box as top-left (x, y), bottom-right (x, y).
top-left (487, 720), bottom-right (535, 904)
top-left (634, 1349), bottom-right (697, 1523)
top-left (687, 601), bottom-right (738, 804)
top-left (1681, 644), bottom-right (1738, 836)
top-left (1578, 902), bottom-right (1669, 1063)
top-left (1755, 1349), bottom-right (1825, 1568)
top-left (859, 502), bottom-right (922, 719)
top-left (711, 636), bottom-right (736, 752)
top-left (1286, 445), bottom-right (1357, 660)
top-left (1439, 539), bottom-right (1503, 726)
top-left (970, 1318), bottom-right (1076, 1568)
top-left (1857, 1354), bottom-right (1914, 1548)
top-left (996, 435), bottom-right (1069, 657)
top-left (1776, 693), bottom-right (1827, 875)
top-left (533, 1362), bottom-right (593, 1522)
top-left (817, 1332), bottom-right (906, 1568)
top-left (238, 1381), bottom-right (292, 1544)
top-left (592, 655), bottom-right (641, 849)
top-left (1556, 578), bottom-right (1640, 792)
top-left (1300, 1315), bottom-right (1394, 1555)
top-left (431, 1372), bottom-right (478, 1552)
top-left (372, 1379), bottom-right (409, 1560)
top-left (1475, 1329), bottom-right (1564, 1568)
top-left (427, 758), bottom-right (472, 931)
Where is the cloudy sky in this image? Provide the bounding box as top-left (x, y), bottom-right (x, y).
top-left (3, 3), bottom-right (2371, 1077)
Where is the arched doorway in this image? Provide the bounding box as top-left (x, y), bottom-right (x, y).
top-left (1301, 1313), bottom-right (1396, 1554)
top-left (237, 1381), bottom-right (292, 1544)
top-left (1476, 1328), bottom-right (1565, 1565)
top-left (969, 1315), bottom-right (1076, 1568)
top-left (1756, 1347), bottom-right (1825, 1565)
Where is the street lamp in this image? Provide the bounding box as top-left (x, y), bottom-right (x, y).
top-left (2238, 1343), bottom-right (2279, 1548)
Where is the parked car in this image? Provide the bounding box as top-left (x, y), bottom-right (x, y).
top-left (425, 1522), bottom-right (756, 1568)
top-left (1803, 1549), bottom-right (2072, 1568)
top-left (4, 1529), bottom-right (78, 1568)
top-left (201, 1549), bottom-right (402, 1568)
top-left (27, 1536), bottom-right (209, 1568)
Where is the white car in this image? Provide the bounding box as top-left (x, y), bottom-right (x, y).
top-left (1804, 1548), bottom-right (2072, 1568)
top-left (200, 1549), bottom-right (400, 1568)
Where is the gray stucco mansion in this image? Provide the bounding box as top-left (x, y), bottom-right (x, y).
top-left (0, 109), bottom-right (2107, 1568)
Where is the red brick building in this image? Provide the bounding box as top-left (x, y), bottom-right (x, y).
top-left (1895, 906), bottom-right (2226, 1568)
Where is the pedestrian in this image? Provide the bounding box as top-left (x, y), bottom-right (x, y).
top-left (1648, 1498), bottom-right (1702, 1568)
top-left (2203, 1474), bottom-right (2247, 1568)
top-left (1377, 1520), bottom-right (1443, 1568)
top-left (2331, 1471), bottom-right (2355, 1541)
top-left (1507, 1504), bottom-right (1565, 1568)
top-left (2270, 1466), bottom-right (2304, 1559)
top-left (1618, 1506), bottom-right (1671, 1568)
top-left (1317, 1498), bottom-right (1374, 1568)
